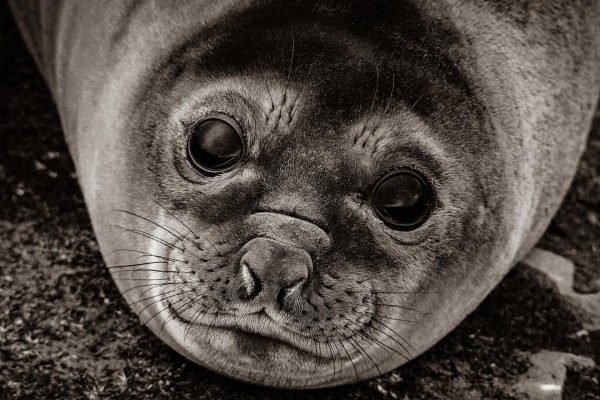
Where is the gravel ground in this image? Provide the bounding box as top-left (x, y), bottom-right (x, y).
top-left (1, 2), bottom-right (599, 399)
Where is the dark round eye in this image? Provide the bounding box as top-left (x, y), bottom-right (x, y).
top-left (187, 116), bottom-right (244, 175)
top-left (371, 169), bottom-right (433, 230)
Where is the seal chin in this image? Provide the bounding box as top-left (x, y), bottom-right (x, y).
top-left (154, 304), bottom-right (379, 388)
top-left (166, 301), bottom-right (323, 355)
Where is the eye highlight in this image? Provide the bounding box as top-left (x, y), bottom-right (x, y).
top-left (371, 169), bottom-right (433, 230)
top-left (187, 114), bottom-right (245, 175)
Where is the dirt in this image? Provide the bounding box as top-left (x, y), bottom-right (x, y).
top-left (1, 2), bottom-right (598, 399)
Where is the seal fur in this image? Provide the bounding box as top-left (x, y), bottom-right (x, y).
top-left (9, 0), bottom-right (600, 388)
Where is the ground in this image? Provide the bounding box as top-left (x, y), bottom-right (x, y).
top-left (0, 2), bottom-right (599, 399)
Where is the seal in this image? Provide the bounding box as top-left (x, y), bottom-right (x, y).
top-left (9, 0), bottom-right (600, 388)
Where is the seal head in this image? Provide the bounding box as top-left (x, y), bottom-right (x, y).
top-left (110, 1), bottom-right (513, 387)
top-left (13, 0), bottom-right (599, 389)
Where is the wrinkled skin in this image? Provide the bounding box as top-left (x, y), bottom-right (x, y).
top-left (10, 0), bottom-right (600, 388)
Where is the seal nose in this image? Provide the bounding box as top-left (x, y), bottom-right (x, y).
top-left (238, 238), bottom-right (311, 305)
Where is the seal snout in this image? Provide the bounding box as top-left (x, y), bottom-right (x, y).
top-left (245, 212), bottom-right (331, 256)
top-left (238, 238), bottom-right (311, 305)
top-left (236, 211), bottom-right (330, 307)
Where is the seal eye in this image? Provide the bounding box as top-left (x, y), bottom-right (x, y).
top-left (187, 116), bottom-right (244, 175)
top-left (372, 170), bottom-right (432, 230)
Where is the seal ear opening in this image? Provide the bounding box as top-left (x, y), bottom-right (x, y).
top-left (187, 114), bottom-right (245, 175)
top-left (371, 169), bottom-right (433, 230)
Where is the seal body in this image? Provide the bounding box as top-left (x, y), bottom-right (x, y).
top-left (9, 0), bottom-right (600, 388)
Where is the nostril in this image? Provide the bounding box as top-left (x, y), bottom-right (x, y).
top-left (237, 238), bottom-right (312, 304)
top-left (240, 262), bottom-right (262, 299)
top-left (276, 277), bottom-right (305, 306)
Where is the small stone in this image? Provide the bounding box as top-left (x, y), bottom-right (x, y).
top-left (521, 248), bottom-right (600, 330)
top-left (574, 329), bottom-right (589, 339)
top-left (376, 384), bottom-right (388, 395)
top-left (389, 372), bottom-right (403, 384)
top-left (512, 350), bottom-right (595, 400)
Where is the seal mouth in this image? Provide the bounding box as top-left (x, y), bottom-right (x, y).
top-left (166, 300), bottom-right (353, 358)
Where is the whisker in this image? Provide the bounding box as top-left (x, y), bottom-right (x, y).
top-left (149, 198), bottom-right (199, 238)
top-left (111, 225), bottom-right (207, 262)
top-left (356, 310), bottom-right (419, 323)
top-left (143, 297), bottom-right (185, 328)
top-left (130, 289), bottom-right (177, 307)
top-left (324, 339), bottom-right (337, 379)
top-left (108, 248), bottom-right (151, 256)
top-left (185, 300), bottom-right (220, 343)
top-left (135, 254), bottom-right (186, 263)
top-left (112, 269), bottom-right (179, 278)
top-left (368, 324), bottom-right (412, 359)
top-left (330, 338), bottom-right (345, 377)
top-left (370, 65), bottom-right (379, 110)
top-left (135, 290), bottom-right (194, 318)
top-left (383, 74), bottom-right (395, 114)
top-left (287, 27), bottom-right (295, 82)
top-left (110, 249), bottom-right (186, 263)
top-left (366, 302), bottom-right (428, 314)
top-left (110, 209), bottom-right (184, 241)
top-left (409, 91), bottom-right (427, 112)
top-left (116, 277), bottom-right (170, 281)
top-left (182, 236), bottom-right (212, 259)
top-left (108, 249), bottom-right (184, 264)
top-left (348, 334), bottom-right (381, 376)
top-left (148, 198), bottom-right (221, 258)
top-left (310, 338), bottom-right (320, 376)
top-left (205, 311), bottom-right (220, 341)
top-left (138, 282), bottom-right (178, 298)
top-left (348, 325), bottom-right (393, 360)
top-left (187, 305), bottom-right (220, 345)
top-left (143, 293), bottom-right (195, 329)
top-left (183, 306), bottom-right (205, 345)
top-left (108, 261), bottom-right (168, 270)
top-left (340, 317), bottom-right (395, 362)
top-left (129, 278), bottom-right (209, 301)
top-left (338, 338), bottom-right (359, 382)
top-left (160, 299), bottom-right (195, 335)
top-left (372, 317), bottom-right (418, 354)
top-left (314, 339), bottom-right (326, 377)
top-left (359, 326), bottom-right (409, 361)
top-left (357, 91), bottom-right (363, 116)
top-left (372, 290), bottom-right (440, 295)
top-left (109, 225), bottom-right (184, 251)
top-left (121, 281), bottom-right (177, 297)
top-left (346, 318), bottom-right (410, 360)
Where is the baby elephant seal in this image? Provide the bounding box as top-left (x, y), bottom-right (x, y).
top-left (9, 0), bottom-right (600, 389)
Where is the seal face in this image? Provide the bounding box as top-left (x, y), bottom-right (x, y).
top-left (113, 1), bottom-right (509, 387)
top-left (10, 0), bottom-right (599, 390)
